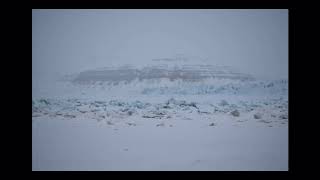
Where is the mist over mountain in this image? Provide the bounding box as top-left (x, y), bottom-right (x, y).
top-left (32, 9), bottom-right (288, 87)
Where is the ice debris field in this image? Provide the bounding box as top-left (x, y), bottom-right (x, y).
top-left (32, 65), bottom-right (288, 171)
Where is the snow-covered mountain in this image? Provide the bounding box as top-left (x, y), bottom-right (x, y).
top-left (72, 58), bottom-right (254, 84)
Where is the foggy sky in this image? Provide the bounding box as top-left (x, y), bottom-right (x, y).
top-left (32, 9), bottom-right (288, 82)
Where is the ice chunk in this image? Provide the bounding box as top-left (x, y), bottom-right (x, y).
top-left (197, 104), bottom-right (212, 114)
top-left (63, 114), bottom-right (76, 118)
top-left (254, 113), bottom-right (262, 119)
top-left (109, 100), bottom-right (126, 106)
top-left (131, 100), bottom-right (147, 109)
top-left (77, 105), bottom-right (90, 113)
top-left (156, 122), bottom-right (165, 127)
top-left (279, 114), bottom-right (288, 119)
top-left (230, 110), bottom-right (240, 117)
top-left (127, 122), bottom-right (136, 126)
top-left (219, 100), bottom-right (229, 106)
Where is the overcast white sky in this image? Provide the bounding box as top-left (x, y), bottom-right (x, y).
top-left (32, 9), bottom-right (288, 82)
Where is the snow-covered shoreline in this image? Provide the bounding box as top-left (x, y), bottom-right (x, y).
top-left (32, 108), bottom-right (288, 171)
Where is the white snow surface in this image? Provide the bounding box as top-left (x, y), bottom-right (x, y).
top-left (32, 68), bottom-right (288, 171)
